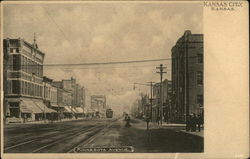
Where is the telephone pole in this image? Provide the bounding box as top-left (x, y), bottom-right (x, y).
top-left (133, 82), bottom-right (155, 122)
top-left (156, 64), bottom-right (167, 125)
top-left (147, 82), bottom-right (154, 122)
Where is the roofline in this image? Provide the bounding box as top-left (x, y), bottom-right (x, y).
top-left (22, 39), bottom-right (45, 56)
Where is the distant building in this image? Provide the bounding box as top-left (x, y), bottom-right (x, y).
top-left (91, 95), bottom-right (106, 112)
top-left (62, 77), bottom-right (85, 108)
top-left (152, 80), bottom-right (172, 123)
top-left (162, 79), bottom-right (172, 123)
top-left (171, 30), bottom-right (203, 123)
top-left (152, 83), bottom-right (160, 122)
top-left (3, 37), bottom-right (55, 122)
top-left (52, 81), bottom-right (73, 118)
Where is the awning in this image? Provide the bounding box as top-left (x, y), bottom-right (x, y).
top-left (21, 100), bottom-right (43, 113)
top-left (20, 101), bottom-right (32, 113)
top-left (64, 106), bottom-right (72, 113)
top-left (71, 108), bottom-right (78, 113)
top-left (75, 107), bottom-right (84, 113)
top-left (34, 101), bottom-right (57, 113)
top-left (51, 103), bottom-right (64, 108)
top-left (86, 108), bottom-right (94, 113)
top-left (82, 108), bottom-right (88, 113)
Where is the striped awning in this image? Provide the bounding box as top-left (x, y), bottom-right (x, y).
top-left (20, 101), bottom-right (32, 113)
top-left (34, 101), bottom-right (56, 113)
top-left (74, 107), bottom-right (84, 113)
top-left (64, 106), bottom-right (72, 113)
top-left (21, 100), bottom-right (43, 113)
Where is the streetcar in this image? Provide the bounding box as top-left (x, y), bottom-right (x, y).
top-left (106, 108), bottom-right (113, 118)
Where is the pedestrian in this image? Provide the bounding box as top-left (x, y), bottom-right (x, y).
top-left (23, 113), bottom-right (27, 123)
top-left (197, 115), bottom-right (201, 132)
top-left (191, 114), bottom-right (197, 132)
top-left (146, 116), bottom-right (150, 130)
top-left (157, 116), bottom-right (160, 125)
top-left (125, 115), bottom-right (131, 127)
top-left (186, 115), bottom-right (191, 131)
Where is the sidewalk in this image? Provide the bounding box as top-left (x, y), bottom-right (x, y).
top-left (162, 123), bottom-right (186, 127)
top-left (143, 120), bottom-right (204, 137)
top-left (180, 129), bottom-right (204, 137)
top-left (4, 117), bottom-right (90, 125)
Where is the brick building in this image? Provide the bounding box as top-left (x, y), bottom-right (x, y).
top-left (171, 30), bottom-right (203, 123)
top-left (3, 37), bottom-right (55, 122)
top-left (151, 80), bottom-right (172, 122)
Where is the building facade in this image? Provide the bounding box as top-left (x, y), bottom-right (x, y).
top-left (152, 83), bottom-right (160, 122)
top-left (90, 95), bottom-right (106, 113)
top-left (62, 77), bottom-right (85, 108)
top-left (3, 38), bottom-right (53, 122)
top-left (171, 30), bottom-right (203, 123)
top-left (162, 79), bottom-right (172, 123)
top-left (151, 80), bottom-right (172, 122)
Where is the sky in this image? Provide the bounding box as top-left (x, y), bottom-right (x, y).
top-left (3, 2), bottom-right (203, 114)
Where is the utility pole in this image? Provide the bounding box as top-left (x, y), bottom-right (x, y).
top-left (133, 82), bottom-right (155, 123)
top-left (147, 82), bottom-right (154, 122)
top-left (156, 64), bottom-right (167, 125)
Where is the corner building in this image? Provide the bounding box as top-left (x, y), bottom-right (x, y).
top-left (3, 38), bottom-right (53, 122)
top-left (171, 31), bottom-right (203, 123)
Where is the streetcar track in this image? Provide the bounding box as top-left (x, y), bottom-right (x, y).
top-left (31, 125), bottom-right (105, 153)
top-left (5, 118), bottom-right (119, 153)
top-left (4, 139), bottom-right (37, 151)
top-left (4, 126), bottom-right (88, 151)
top-left (4, 122), bottom-right (102, 151)
top-left (68, 118), bottom-right (118, 153)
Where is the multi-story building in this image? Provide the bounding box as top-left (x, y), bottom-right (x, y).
top-left (52, 81), bottom-right (73, 118)
top-left (162, 79), bottom-right (172, 123)
top-left (152, 80), bottom-right (172, 122)
top-left (43, 76), bottom-right (52, 106)
top-left (91, 95), bottom-right (106, 112)
top-left (62, 77), bottom-right (85, 108)
top-left (171, 30), bottom-right (203, 123)
top-left (152, 83), bottom-right (160, 122)
top-left (3, 37), bottom-right (54, 122)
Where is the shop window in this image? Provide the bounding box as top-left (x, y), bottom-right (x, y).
top-left (9, 102), bottom-right (19, 118)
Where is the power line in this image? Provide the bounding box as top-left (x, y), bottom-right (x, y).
top-left (44, 7), bottom-right (74, 47)
top-left (43, 56), bottom-right (199, 67)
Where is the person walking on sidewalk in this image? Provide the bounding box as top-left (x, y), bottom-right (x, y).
top-left (191, 114), bottom-right (197, 132)
top-left (186, 115), bottom-right (191, 131)
top-left (157, 116), bottom-right (160, 125)
top-left (197, 115), bottom-right (202, 132)
top-left (146, 116), bottom-right (150, 130)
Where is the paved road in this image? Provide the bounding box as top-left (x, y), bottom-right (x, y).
top-left (4, 118), bottom-right (203, 153)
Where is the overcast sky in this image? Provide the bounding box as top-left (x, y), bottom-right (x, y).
top-left (3, 2), bottom-right (203, 114)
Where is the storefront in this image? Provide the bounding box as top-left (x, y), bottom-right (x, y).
top-left (63, 106), bottom-right (73, 119)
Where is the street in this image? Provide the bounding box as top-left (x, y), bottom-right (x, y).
top-left (4, 117), bottom-right (203, 153)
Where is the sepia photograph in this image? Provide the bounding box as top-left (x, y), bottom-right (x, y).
top-left (1, 0), bottom-right (249, 159)
top-left (2, 1), bottom-right (204, 153)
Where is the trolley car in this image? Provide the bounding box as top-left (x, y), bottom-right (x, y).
top-left (106, 108), bottom-right (113, 118)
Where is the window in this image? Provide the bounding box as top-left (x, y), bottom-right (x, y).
top-left (21, 81), bottom-right (24, 94)
top-left (197, 95), bottom-right (203, 106)
top-left (197, 71), bottom-right (203, 85)
top-left (12, 55), bottom-right (20, 70)
top-left (24, 82), bottom-right (27, 95)
top-left (197, 54), bottom-right (203, 63)
top-left (12, 80), bottom-right (20, 94)
top-left (7, 80), bottom-right (12, 94)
